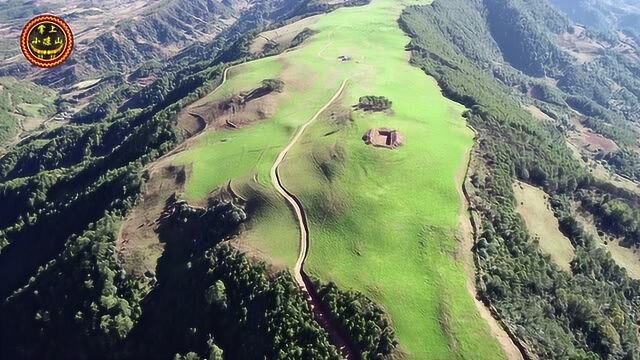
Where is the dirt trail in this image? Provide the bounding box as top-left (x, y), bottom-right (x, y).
top-left (144, 65), bottom-right (234, 172)
top-left (456, 127), bottom-right (525, 360)
top-left (270, 79), bottom-right (359, 360)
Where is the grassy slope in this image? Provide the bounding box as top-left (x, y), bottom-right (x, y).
top-left (0, 77), bottom-right (57, 145)
top-left (175, 0), bottom-right (507, 358)
top-left (513, 181), bottom-right (575, 271)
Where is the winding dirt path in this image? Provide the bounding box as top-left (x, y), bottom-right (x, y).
top-left (269, 79), bottom-right (358, 360)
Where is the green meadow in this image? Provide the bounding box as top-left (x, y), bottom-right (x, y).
top-left (174, 0), bottom-right (507, 358)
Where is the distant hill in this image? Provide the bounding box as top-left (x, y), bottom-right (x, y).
top-left (0, 0), bottom-right (243, 86)
top-left (0, 0), bottom-right (352, 147)
top-left (550, 0), bottom-right (640, 37)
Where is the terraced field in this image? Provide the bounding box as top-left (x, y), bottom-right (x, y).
top-left (173, 0), bottom-right (508, 358)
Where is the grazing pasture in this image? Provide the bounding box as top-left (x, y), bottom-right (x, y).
top-left (172, 0), bottom-right (508, 358)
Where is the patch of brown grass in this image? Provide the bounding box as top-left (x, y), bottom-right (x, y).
top-left (573, 208), bottom-right (640, 279)
top-left (176, 85), bottom-right (281, 139)
top-left (523, 104), bottom-right (553, 123)
top-left (568, 117), bottom-right (619, 154)
top-left (513, 181), bottom-right (574, 271)
top-left (555, 26), bottom-right (605, 65)
top-left (117, 164), bottom-right (189, 276)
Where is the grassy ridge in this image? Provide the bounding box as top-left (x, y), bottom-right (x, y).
top-left (175, 0), bottom-right (507, 358)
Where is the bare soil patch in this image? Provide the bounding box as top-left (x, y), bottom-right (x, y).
top-left (513, 180), bottom-right (575, 271)
top-left (362, 128), bottom-right (404, 149)
top-left (568, 117), bottom-right (619, 154)
top-left (178, 112), bottom-right (207, 138)
top-left (556, 26), bottom-right (605, 65)
top-left (176, 85), bottom-right (280, 138)
top-left (117, 164), bottom-right (188, 276)
top-left (583, 132), bottom-right (618, 153)
top-left (564, 120), bottom-right (640, 195)
top-left (524, 104), bottom-right (554, 123)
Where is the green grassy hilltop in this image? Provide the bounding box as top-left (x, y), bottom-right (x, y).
top-left (175, 0), bottom-right (507, 358)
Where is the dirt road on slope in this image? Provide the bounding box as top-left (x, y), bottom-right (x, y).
top-left (142, 65), bottom-right (234, 173)
top-left (269, 79), bottom-right (359, 360)
top-left (456, 126), bottom-right (527, 360)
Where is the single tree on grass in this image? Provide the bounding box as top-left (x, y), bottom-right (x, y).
top-left (358, 95), bottom-right (392, 111)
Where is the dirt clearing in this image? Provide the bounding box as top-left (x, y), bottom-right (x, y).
top-left (513, 181), bottom-right (574, 271)
top-left (524, 104), bottom-right (554, 123)
top-left (555, 26), bottom-right (604, 65)
top-left (117, 164), bottom-right (188, 276)
top-left (568, 117), bottom-right (619, 154)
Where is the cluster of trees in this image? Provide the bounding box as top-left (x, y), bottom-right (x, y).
top-left (596, 149), bottom-right (640, 182)
top-left (163, 199), bottom-right (247, 245)
top-left (578, 190), bottom-right (640, 247)
top-left (290, 28), bottom-right (318, 48)
top-left (0, 9), bottom-right (228, 360)
top-left (357, 96), bottom-right (392, 111)
top-left (316, 281), bottom-right (399, 359)
top-left (485, 0), bottom-right (570, 77)
top-left (241, 79), bottom-right (286, 103)
top-left (124, 242), bottom-right (342, 360)
top-left (72, 75), bottom-right (141, 124)
top-left (420, 0), bottom-right (640, 184)
top-left (0, 215), bottom-right (152, 359)
top-left (261, 79), bottom-right (285, 93)
top-left (529, 83), bottom-right (565, 106)
top-left (401, 0), bottom-right (640, 358)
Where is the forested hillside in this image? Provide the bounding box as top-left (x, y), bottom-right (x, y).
top-left (401, 0), bottom-right (640, 358)
top-left (3, 0), bottom-right (640, 358)
top-left (0, 0), bottom-right (239, 84)
top-left (0, 1), bottom-right (379, 359)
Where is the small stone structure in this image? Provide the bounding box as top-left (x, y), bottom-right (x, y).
top-left (362, 128), bottom-right (404, 149)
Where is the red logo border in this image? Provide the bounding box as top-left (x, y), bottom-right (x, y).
top-left (20, 15), bottom-right (74, 68)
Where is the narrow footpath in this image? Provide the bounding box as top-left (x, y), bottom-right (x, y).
top-left (269, 79), bottom-right (359, 360)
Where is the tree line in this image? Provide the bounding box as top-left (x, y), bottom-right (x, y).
top-left (401, 0), bottom-right (640, 358)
